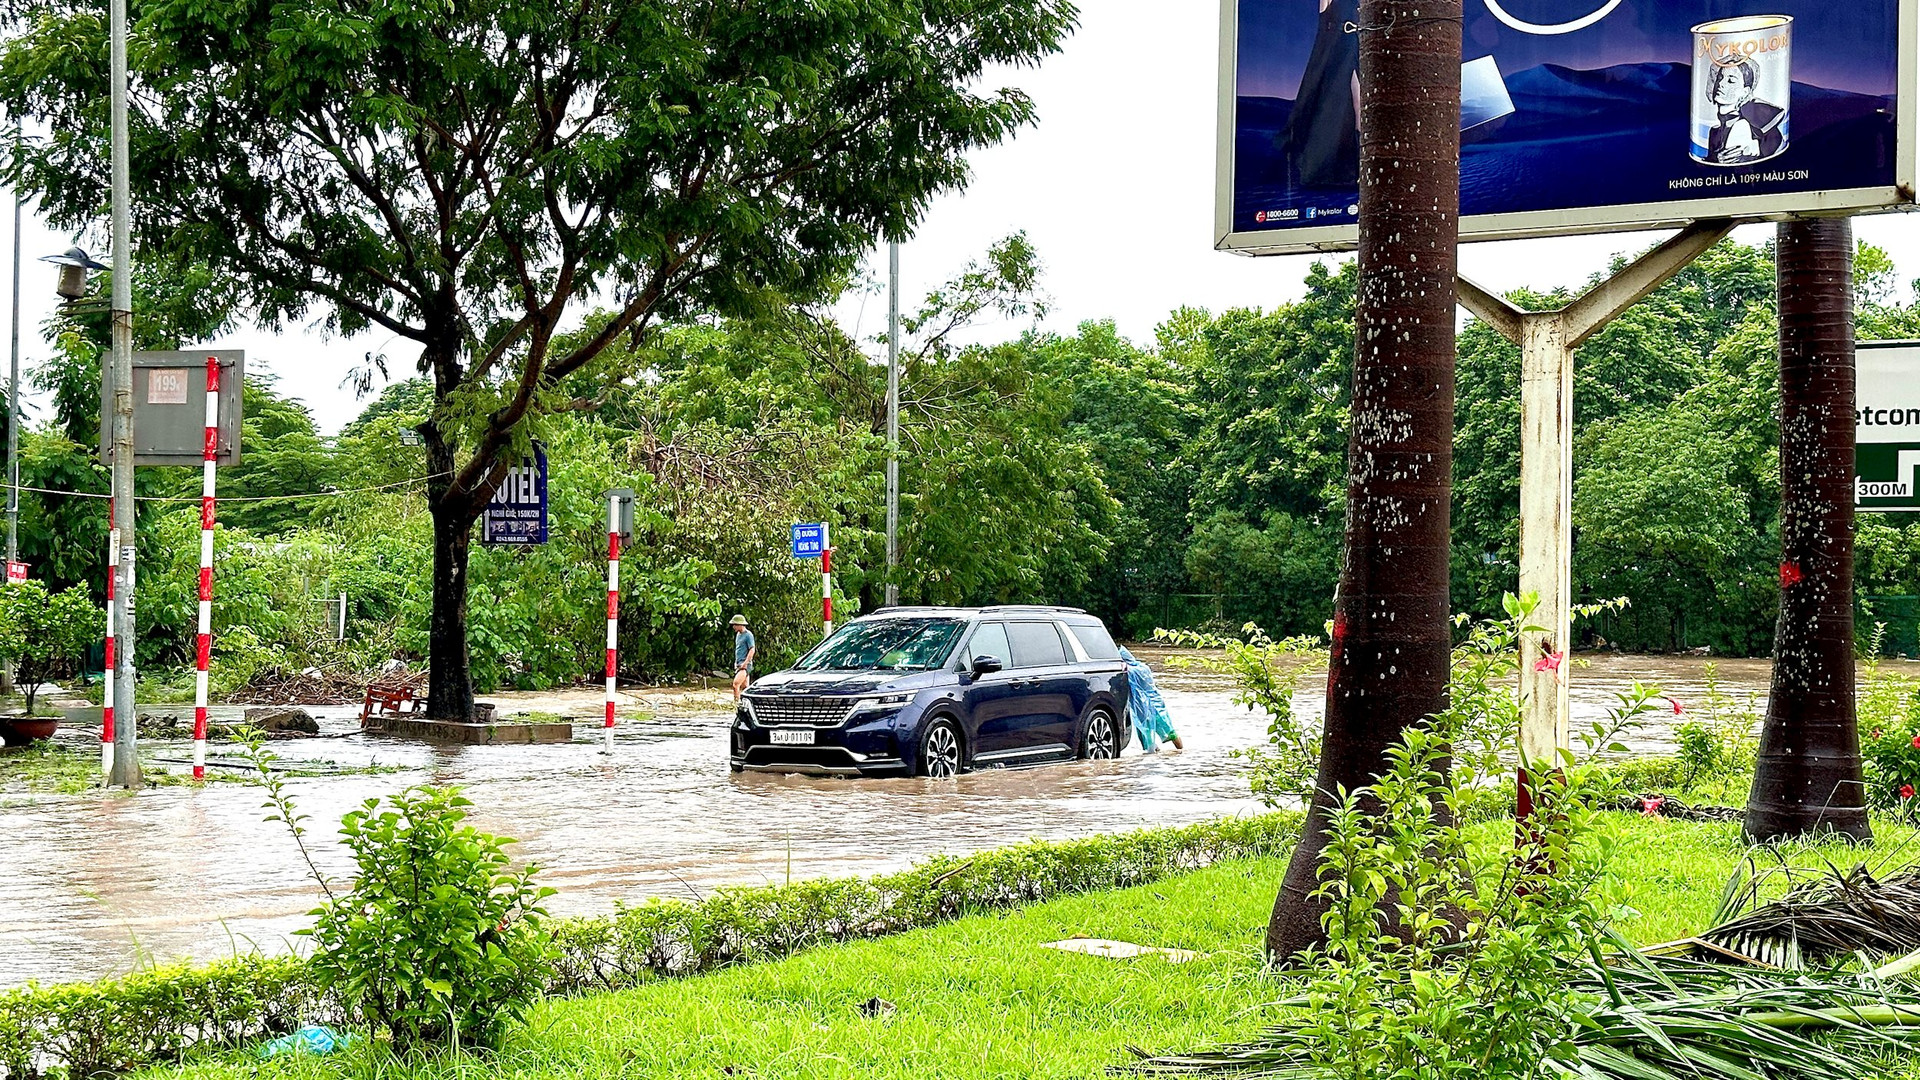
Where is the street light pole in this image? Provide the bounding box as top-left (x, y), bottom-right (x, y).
top-left (106, 0), bottom-right (139, 788)
top-left (5, 137), bottom-right (20, 697)
top-left (885, 241), bottom-right (899, 607)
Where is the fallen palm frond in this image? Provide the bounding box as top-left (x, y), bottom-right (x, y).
top-left (1133, 942), bottom-right (1920, 1080)
top-left (1692, 854), bottom-right (1920, 969)
top-left (1604, 792), bottom-right (1744, 823)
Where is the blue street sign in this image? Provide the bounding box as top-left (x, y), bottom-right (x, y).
top-left (482, 445), bottom-right (548, 546)
top-left (791, 522), bottom-right (826, 558)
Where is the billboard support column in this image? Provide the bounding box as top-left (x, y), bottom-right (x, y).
top-left (1516, 313), bottom-right (1573, 768)
top-left (1456, 219), bottom-right (1735, 785)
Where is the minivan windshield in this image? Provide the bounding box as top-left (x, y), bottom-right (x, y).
top-left (793, 617), bottom-right (965, 672)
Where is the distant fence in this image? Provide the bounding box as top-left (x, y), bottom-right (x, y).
top-left (1129, 593), bottom-right (1262, 639)
top-left (1130, 592), bottom-right (1920, 659)
top-left (1861, 595), bottom-right (1920, 659)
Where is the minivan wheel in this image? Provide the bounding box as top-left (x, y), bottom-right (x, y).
top-left (1081, 708), bottom-right (1119, 760)
top-left (918, 718), bottom-right (964, 778)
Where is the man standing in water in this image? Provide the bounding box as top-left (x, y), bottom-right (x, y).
top-left (1119, 648), bottom-right (1184, 752)
top-left (731, 615), bottom-right (756, 702)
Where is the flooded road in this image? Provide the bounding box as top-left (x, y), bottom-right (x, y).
top-left (0, 652), bottom-right (1903, 986)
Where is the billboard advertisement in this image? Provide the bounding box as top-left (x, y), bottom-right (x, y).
top-left (1217, 0), bottom-right (1917, 254)
top-left (1858, 342), bottom-right (1920, 513)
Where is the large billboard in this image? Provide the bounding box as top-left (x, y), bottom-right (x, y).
top-left (1858, 342), bottom-right (1920, 513)
top-left (1217, 0), bottom-right (1917, 254)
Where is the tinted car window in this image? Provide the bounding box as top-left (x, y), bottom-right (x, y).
top-left (794, 617), bottom-right (964, 671)
top-left (1007, 621), bottom-right (1068, 668)
top-left (966, 622), bottom-right (1011, 666)
top-left (1067, 622), bottom-right (1121, 660)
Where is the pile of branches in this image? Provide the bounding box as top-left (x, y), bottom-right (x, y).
top-left (226, 663), bottom-right (420, 706)
top-left (1692, 859), bottom-right (1920, 970)
top-left (1143, 854), bottom-right (1920, 1080)
top-left (1139, 941), bottom-right (1920, 1080)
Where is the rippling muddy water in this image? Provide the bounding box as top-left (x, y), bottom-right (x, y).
top-left (1, 652), bottom-right (1905, 986)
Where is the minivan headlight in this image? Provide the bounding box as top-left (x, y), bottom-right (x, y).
top-left (736, 698), bottom-right (757, 725)
top-left (847, 692), bottom-right (916, 719)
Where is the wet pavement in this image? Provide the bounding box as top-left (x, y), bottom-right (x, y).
top-left (1, 652), bottom-right (1907, 987)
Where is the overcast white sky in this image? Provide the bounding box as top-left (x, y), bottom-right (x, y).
top-left (7, 1), bottom-right (1920, 433)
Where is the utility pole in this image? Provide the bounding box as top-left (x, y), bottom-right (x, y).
top-left (106, 0), bottom-right (139, 788)
top-left (885, 241), bottom-right (900, 607)
top-left (4, 137), bottom-right (20, 698)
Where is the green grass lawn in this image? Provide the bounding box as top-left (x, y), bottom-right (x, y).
top-left (144, 810), bottom-right (1920, 1080)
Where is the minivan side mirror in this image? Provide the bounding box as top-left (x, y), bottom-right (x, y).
top-left (970, 654), bottom-right (1005, 676)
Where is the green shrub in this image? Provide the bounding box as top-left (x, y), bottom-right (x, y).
top-left (1156, 625), bottom-right (1325, 807)
top-left (1669, 662), bottom-right (1759, 789)
top-left (1860, 643), bottom-right (1920, 809)
top-left (1293, 724), bottom-right (1618, 1079)
top-left (304, 786), bottom-right (554, 1052)
top-left (0, 580), bottom-right (99, 715)
top-left (1187, 606), bottom-right (1646, 1079)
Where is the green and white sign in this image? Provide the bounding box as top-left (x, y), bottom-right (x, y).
top-left (1858, 341), bottom-right (1920, 513)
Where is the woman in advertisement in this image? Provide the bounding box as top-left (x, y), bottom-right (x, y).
top-left (1706, 57), bottom-right (1786, 163)
top-left (1284, 0), bottom-right (1361, 188)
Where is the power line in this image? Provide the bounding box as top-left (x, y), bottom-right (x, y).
top-left (6, 471), bottom-right (449, 505)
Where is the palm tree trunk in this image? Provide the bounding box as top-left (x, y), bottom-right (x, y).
top-left (1745, 217), bottom-right (1869, 842)
top-left (1264, 0), bottom-right (1463, 960)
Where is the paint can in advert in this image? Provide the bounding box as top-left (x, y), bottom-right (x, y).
top-left (1691, 16), bottom-right (1792, 167)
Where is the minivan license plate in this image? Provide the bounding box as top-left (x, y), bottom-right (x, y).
top-left (770, 729), bottom-right (815, 746)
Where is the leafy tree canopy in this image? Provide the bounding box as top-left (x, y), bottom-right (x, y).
top-left (1, 0), bottom-right (1078, 713)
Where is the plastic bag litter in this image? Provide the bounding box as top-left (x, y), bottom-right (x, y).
top-left (258, 1026), bottom-right (350, 1058)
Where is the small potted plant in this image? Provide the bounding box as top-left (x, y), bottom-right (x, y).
top-left (0, 580), bottom-right (101, 745)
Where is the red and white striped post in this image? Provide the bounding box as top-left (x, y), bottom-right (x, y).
top-left (101, 517), bottom-right (116, 780)
top-left (820, 522), bottom-right (833, 639)
top-left (191, 357), bottom-right (220, 780)
top-left (603, 493), bottom-right (620, 753)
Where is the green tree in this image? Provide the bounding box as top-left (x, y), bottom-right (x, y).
top-left (145, 377), bottom-right (344, 535)
top-left (1047, 317), bottom-right (1199, 635)
top-left (0, 580), bottom-right (100, 714)
top-left (1573, 403), bottom-right (1765, 652)
top-left (1183, 509), bottom-right (1339, 637)
top-left (1186, 261), bottom-right (1357, 525)
top-left (2, 0), bottom-right (1077, 719)
top-left (614, 234), bottom-right (1116, 614)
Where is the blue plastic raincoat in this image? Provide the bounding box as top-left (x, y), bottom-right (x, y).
top-left (1119, 648), bottom-right (1178, 753)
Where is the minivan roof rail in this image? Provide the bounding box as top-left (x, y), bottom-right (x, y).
top-left (980, 605), bottom-right (1088, 615)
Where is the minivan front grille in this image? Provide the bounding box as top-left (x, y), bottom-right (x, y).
top-left (748, 696), bottom-right (856, 727)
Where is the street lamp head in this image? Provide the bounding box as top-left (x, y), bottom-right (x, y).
top-left (40, 246), bottom-right (110, 271)
top-left (39, 246), bottom-right (110, 300)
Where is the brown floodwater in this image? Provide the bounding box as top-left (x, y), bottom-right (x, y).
top-left (1, 652), bottom-right (1908, 987)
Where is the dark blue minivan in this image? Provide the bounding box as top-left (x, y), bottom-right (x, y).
top-left (730, 606), bottom-right (1131, 777)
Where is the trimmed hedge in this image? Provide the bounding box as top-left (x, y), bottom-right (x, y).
top-left (547, 811), bottom-right (1303, 993)
top-left (0, 955), bottom-right (327, 1080)
top-left (0, 812), bottom-right (1299, 1079)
